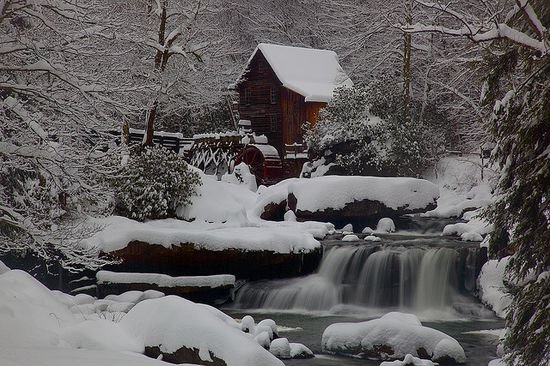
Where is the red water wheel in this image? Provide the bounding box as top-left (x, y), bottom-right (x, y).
top-left (233, 145), bottom-right (266, 185)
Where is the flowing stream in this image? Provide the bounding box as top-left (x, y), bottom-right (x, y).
top-left (228, 226), bottom-right (503, 365)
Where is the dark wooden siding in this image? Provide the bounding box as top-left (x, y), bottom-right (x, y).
top-left (238, 50), bottom-right (328, 154)
top-left (238, 52), bottom-right (283, 152)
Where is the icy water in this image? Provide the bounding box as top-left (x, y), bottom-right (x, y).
top-left (225, 310), bottom-right (504, 366)
top-left (227, 224), bottom-right (503, 365)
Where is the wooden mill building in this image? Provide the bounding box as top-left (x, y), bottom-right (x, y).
top-left (234, 43), bottom-right (353, 157)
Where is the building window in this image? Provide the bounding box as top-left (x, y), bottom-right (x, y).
top-left (270, 115), bottom-right (279, 132)
top-left (243, 87), bottom-right (250, 104)
top-left (270, 87), bottom-right (277, 104)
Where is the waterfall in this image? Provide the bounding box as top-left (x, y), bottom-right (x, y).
top-left (233, 244), bottom-right (482, 313)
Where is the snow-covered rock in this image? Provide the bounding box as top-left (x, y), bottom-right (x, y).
top-left (342, 234), bottom-right (360, 242)
top-left (442, 215), bottom-right (492, 242)
top-left (270, 338), bottom-right (291, 359)
top-left (341, 223), bottom-right (354, 234)
top-left (241, 315), bottom-right (256, 333)
top-left (380, 354), bottom-right (438, 366)
top-left (284, 210), bottom-right (297, 222)
top-left (322, 312), bottom-right (466, 363)
top-left (290, 342), bottom-right (314, 359)
top-left (257, 318), bottom-right (279, 338)
top-left (362, 226), bottom-right (375, 234)
top-left (364, 235), bottom-right (382, 242)
top-left (376, 217), bottom-right (396, 233)
top-left (97, 271), bottom-right (235, 289)
top-left (287, 176), bottom-right (439, 222)
top-left (120, 296), bottom-right (284, 366)
top-left (477, 257), bottom-right (512, 318)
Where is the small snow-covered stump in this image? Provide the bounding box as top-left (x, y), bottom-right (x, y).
top-left (376, 218), bottom-right (396, 233)
top-left (322, 312), bottom-right (466, 364)
top-left (342, 234), bottom-right (360, 242)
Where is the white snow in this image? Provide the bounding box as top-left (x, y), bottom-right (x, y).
top-left (376, 218), bottom-right (396, 233)
top-left (270, 337), bottom-right (291, 359)
top-left (290, 342), bottom-right (314, 358)
top-left (341, 223), bottom-right (354, 233)
top-left (83, 215), bottom-right (322, 254)
top-left (362, 226), bottom-right (375, 234)
top-left (178, 173), bottom-right (256, 223)
top-left (477, 257), bottom-right (512, 318)
top-left (0, 260), bottom-right (10, 274)
top-left (120, 296), bottom-right (284, 366)
top-left (322, 312), bottom-right (466, 363)
top-left (284, 210), bottom-right (297, 221)
top-left (97, 271), bottom-right (235, 288)
top-left (364, 235), bottom-right (382, 242)
top-left (240, 43), bottom-right (353, 103)
top-left (288, 176), bottom-right (439, 212)
top-left (221, 162), bottom-right (258, 192)
top-left (342, 234), bottom-right (360, 242)
top-left (442, 213), bottom-right (492, 241)
top-left (380, 354), bottom-right (438, 366)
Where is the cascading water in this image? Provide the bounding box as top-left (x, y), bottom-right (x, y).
top-left (233, 243), bottom-right (484, 315)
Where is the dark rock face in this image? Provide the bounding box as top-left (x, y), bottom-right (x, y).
top-left (103, 241), bottom-right (323, 281)
top-left (260, 200), bottom-right (287, 221)
top-left (145, 345), bottom-right (227, 366)
top-left (288, 192), bottom-right (437, 229)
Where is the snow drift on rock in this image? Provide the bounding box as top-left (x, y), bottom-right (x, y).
top-left (288, 176), bottom-right (439, 212)
top-left (322, 312), bottom-right (466, 363)
top-left (120, 296), bottom-right (284, 366)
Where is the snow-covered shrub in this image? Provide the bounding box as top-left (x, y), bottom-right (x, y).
top-left (305, 80), bottom-right (446, 177)
top-left (111, 146), bottom-right (201, 221)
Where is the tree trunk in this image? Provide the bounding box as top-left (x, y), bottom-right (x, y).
top-left (402, 0), bottom-right (413, 121)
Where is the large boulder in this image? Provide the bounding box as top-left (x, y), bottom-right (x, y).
top-left (120, 296), bottom-right (284, 366)
top-left (287, 176), bottom-right (439, 226)
top-left (322, 312), bottom-right (466, 364)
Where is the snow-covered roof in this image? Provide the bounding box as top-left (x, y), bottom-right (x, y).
top-left (239, 43), bottom-right (353, 103)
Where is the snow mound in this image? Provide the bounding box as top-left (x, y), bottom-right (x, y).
top-left (364, 235), bottom-right (381, 242)
top-left (380, 354), bottom-right (438, 366)
top-left (0, 260), bottom-right (10, 274)
top-left (270, 338), bottom-right (291, 359)
top-left (376, 218), bottom-right (396, 233)
top-left (290, 342), bottom-right (314, 359)
top-left (341, 223), bottom-right (354, 233)
top-left (322, 312), bottom-right (465, 363)
top-left (477, 257), bottom-right (512, 318)
top-left (288, 176), bottom-right (439, 212)
top-left (442, 215), bottom-right (492, 242)
top-left (284, 210), bottom-right (297, 222)
top-left (120, 296), bottom-right (283, 366)
top-left (362, 226), bottom-right (375, 234)
top-left (342, 234), bottom-right (360, 242)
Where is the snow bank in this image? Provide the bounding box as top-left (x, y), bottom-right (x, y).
top-left (288, 176), bottom-right (439, 212)
top-left (477, 257), bottom-right (512, 318)
top-left (322, 312), bottom-right (466, 363)
top-left (423, 156), bottom-right (495, 219)
top-left (442, 213), bottom-right (492, 242)
top-left (61, 319), bottom-right (144, 352)
top-left (120, 296), bottom-right (284, 366)
top-left (83, 215), bottom-right (321, 254)
top-left (97, 271), bottom-right (235, 288)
